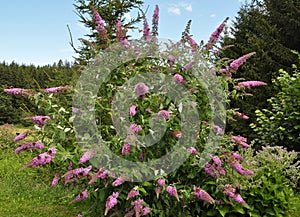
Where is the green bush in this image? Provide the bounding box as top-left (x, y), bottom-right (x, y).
top-left (250, 59), bottom-right (300, 152)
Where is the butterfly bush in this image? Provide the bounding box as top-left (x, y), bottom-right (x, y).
top-left (4, 4), bottom-right (275, 217)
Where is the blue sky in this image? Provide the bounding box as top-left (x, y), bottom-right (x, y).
top-left (0, 0), bottom-right (245, 66)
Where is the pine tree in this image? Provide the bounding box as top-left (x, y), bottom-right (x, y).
top-left (221, 0), bottom-right (300, 141)
top-left (71, 0), bottom-right (144, 64)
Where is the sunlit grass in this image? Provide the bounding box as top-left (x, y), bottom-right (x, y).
top-left (0, 124), bottom-right (90, 217)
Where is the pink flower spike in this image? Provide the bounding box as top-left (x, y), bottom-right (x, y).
top-left (126, 189), bottom-right (139, 200)
top-left (152, 5), bottom-right (159, 36)
top-left (187, 147), bottom-right (200, 155)
top-left (223, 184), bottom-right (247, 206)
top-left (131, 199), bottom-right (144, 216)
top-left (79, 148), bottom-right (95, 164)
top-left (122, 143), bottom-right (131, 155)
top-left (183, 61), bottom-right (195, 71)
top-left (43, 85), bottom-right (72, 93)
top-left (105, 192), bottom-right (119, 216)
top-left (51, 173), bottom-right (59, 187)
top-left (166, 186), bottom-right (179, 201)
top-left (135, 82), bottom-right (149, 99)
top-left (229, 135), bottom-right (250, 148)
top-left (232, 152), bottom-right (244, 161)
top-left (205, 17), bottom-right (229, 49)
top-left (13, 131), bottom-right (29, 142)
top-left (173, 74), bottom-right (185, 84)
top-left (212, 156), bottom-right (222, 166)
top-left (236, 111), bottom-right (249, 120)
top-left (25, 116), bottom-right (50, 128)
top-left (234, 81), bottom-right (267, 90)
top-left (230, 52), bottom-right (256, 71)
top-left (194, 186), bottom-right (215, 204)
top-left (142, 207), bottom-right (151, 216)
top-left (157, 110), bottom-right (170, 119)
top-left (74, 189), bottom-right (88, 202)
top-left (129, 123), bottom-right (142, 133)
top-left (130, 105), bottom-right (138, 116)
top-left (14, 141), bottom-right (44, 153)
top-left (4, 87), bottom-right (34, 96)
top-left (157, 178), bottom-right (166, 187)
top-left (112, 175), bottom-right (128, 186)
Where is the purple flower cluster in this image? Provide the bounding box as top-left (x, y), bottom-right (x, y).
top-left (236, 111), bottom-right (249, 120)
top-left (112, 175), bottom-right (129, 186)
top-left (25, 115), bottom-right (50, 128)
top-left (89, 167), bottom-right (110, 184)
top-left (230, 52), bottom-right (256, 71)
top-left (234, 81), bottom-right (267, 90)
top-left (126, 199), bottom-right (151, 217)
top-left (14, 141), bottom-right (45, 153)
top-left (166, 186), bottom-right (179, 201)
top-left (157, 110), bottom-right (170, 119)
top-left (205, 17), bottom-right (229, 48)
top-left (4, 87), bottom-right (34, 96)
top-left (204, 156), bottom-right (226, 178)
top-left (129, 105), bottom-right (138, 116)
top-left (229, 135), bottom-right (250, 148)
top-left (151, 5), bottom-right (159, 36)
top-left (230, 159), bottom-right (254, 177)
top-left (129, 123), bottom-right (142, 133)
top-left (223, 184), bottom-right (247, 205)
top-left (25, 147), bottom-right (56, 168)
top-left (79, 148), bottom-right (95, 164)
top-left (51, 173), bottom-right (59, 187)
top-left (74, 189), bottom-right (88, 202)
top-left (13, 131), bottom-right (29, 142)
top-left (105, 192), bottom-right (119, 216)
top-left (193, 186), bottom-right (215, 204)
top-left (187, 147), bottom-right (200, 155)
top-left (122, 143), bottom-right (131, 155)
top-left (135, 82), bottom-right (149, 99)
top-left (126, 189), bottom-right (139, 200)
top-left (43, 85), bottom-right (72, 93)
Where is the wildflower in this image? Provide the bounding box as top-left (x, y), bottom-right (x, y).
top-left (135, 82), bottom-right (149, 99)
top-left (127, 189), bottom-right (139, 200)
top-left (74, 189), bottom-right (88, 202)
top-left (105, 192), bottom-right (119, 216)
top-left (70, 165), bottom-right (92, 178)
top-left (236, 111), bottom-right (249, 120)
top-left (79, 148), bottom-right (95, 164)
top-left (130, 123), bottom-right (142, 133)
top-left (172, 130), bottom-right (182, 138)
top-left (212, 124), bottom-right (224, 135)
top-left (230, 52), bottom-right (256, 71)
top-left (51, 173), bottom-right (59, 187)
top-left (183, 61), bottom-right (195, 71)
top-left (173, 74), bottom-right (185, 83)
top-left (187, 147), bottom-right (200, 155)
top-left (89, 167), bottom-right (110, 184)
top-left (234, 81), bottom-right (267, 90)
top-left (205, 17), bottom-right (229, 49)
top-left (14, 141), bottom-right (44, 153)
top-left (223, 184), bottom-right (247, 205)
top-left (193, 186), bottom-right (214, 204)
top-left (132, 199), bottom-right (144, 216)
top-left (116, 19), bottom-right (128, 45)
top-left (91, 6), bottom-right (108, 46)
top-left (229, 135), bottom-right (250, 148)
top-left (204, 162), bottom-right (226, 178)
top-left (145, 108), bottom-right (151, 113)
top-left (25, 116), bottom-right (50, 128)
top-left (65, 161), bottom-right (73, 183)
top-left (230, 160), bottom-right (254, 177)
top-left (4, 87), bottom-right (34, 96)
top-left (152, 5), bottom-right (159, 36)
top-left (143, 16), bottom-right (151, 38)
top-left (142, 207), bottom-right (151, 216)
top-left (130, 105), bottom-right (138, 116)
top-left (112, 174), bottom-right (129, 186)
top-left (13, 131), bottom-right (29, 142)
top-left (43, 85), bottom-right (72, 93)
top-left (157, 178), bottom-right (166, 187)
top-left (77, 215), bottom-right (82, 217)
top-left (122, 143), bottom-right (131, 155)
top-left (24, 147), bottom-right (56, 168)
top-left (232, 152), bottom-right (244, 161)
top-left (212, 156), bottom-right (222, 167)
top-left (166, 186), bottom-right (179, 201)
top-left (157, 110), bottom-right (170, 119)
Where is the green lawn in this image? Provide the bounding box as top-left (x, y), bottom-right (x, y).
top-left (0, 124), bottom-right (90, 217)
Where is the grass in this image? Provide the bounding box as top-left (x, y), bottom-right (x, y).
top-left (0, 124), bottom-right (90, 216)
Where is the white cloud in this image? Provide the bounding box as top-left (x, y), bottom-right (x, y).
top-left (168, 7), bottom-right (181, 15)
top-left (210, 13), bottom-right (216, 18)
top-left (124, 12), bottom-right (131, 20)
top-left (168, 2), bottom-right (192, 15)
top-left (179, 2), bottom-right (192, 12)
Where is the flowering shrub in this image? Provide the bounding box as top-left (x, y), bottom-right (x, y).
top-left (3, 5), bottom-right (281, 217)
top-left (231, 146), bottom-right (299, 216)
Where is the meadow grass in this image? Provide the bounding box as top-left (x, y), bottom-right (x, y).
top-left (0, 124), bottom-right (90, 217)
